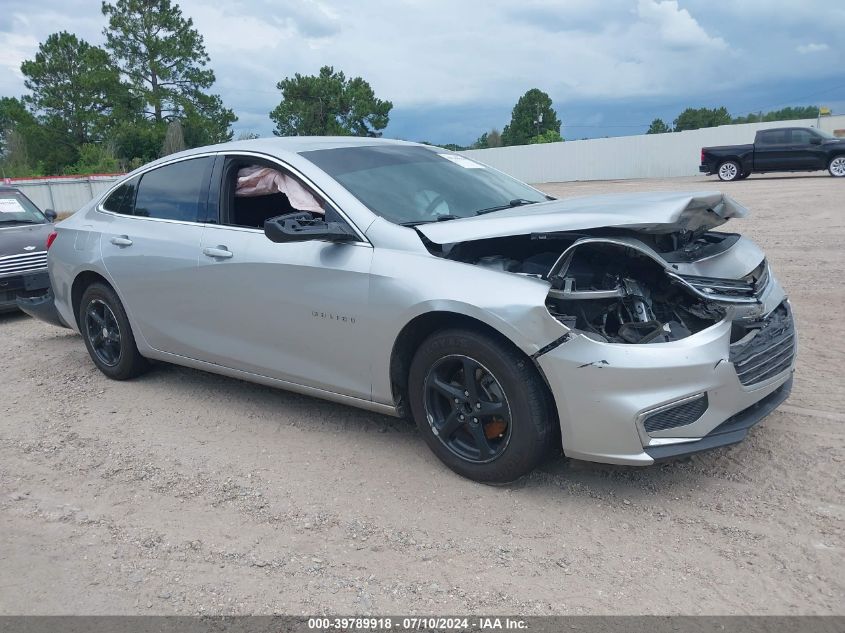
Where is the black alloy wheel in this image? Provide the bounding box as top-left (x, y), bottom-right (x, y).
top-left (85, 299), bottom-right (122, 367)
top-left (79, 282), bottom-right (149, 380)
top-left (423, 354), bottom-right (512, 463)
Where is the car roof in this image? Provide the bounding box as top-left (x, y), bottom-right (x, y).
top-left (143, 136), bottom-right (422, 168)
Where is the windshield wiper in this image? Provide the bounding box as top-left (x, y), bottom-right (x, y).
top-left (0, 219), bottom-right (39, 225)
top-left (474, 199), bottom-right (539, 215)
top-left (400, 214), bottom-right (462, 227)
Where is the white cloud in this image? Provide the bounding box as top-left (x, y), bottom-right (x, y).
top-left (796, 42), bottom-right (830, 54)
top-left (0, 31), bottom-right (38, 81)
top-left (636, 0), bottom-right (727, 49)
top-left (0, 0), bottom-right (842, 138)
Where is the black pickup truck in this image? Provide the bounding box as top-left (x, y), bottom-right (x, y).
top-left (699, 127), bottom-right (845, 181)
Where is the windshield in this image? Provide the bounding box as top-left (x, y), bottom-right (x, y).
top-left (0, 190), bottom-right (47, 225)
top-left (300, 145), bottom-right (548, 225)
top-left (815, 128), bottom-right (838, 140)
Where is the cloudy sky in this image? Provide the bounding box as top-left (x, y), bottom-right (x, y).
top-left (1, 0), bottom-right (843, 144)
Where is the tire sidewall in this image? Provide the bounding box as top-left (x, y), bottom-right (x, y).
top-left (408, 329), bottom-right (552, 483)
top-left (829, 155), bottom-right (845, 177)
top-left (79, 283), bottom-right (143, 379)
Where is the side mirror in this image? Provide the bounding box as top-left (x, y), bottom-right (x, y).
top-left (264, 212), bottom-right (357, 243)
top-left (810, 137), bottom-right (822, 145)
top-left (43, 209), bottom-right (57, 222)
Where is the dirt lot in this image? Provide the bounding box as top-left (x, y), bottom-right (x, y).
top-left (1, 174), bottom-right (843, 615)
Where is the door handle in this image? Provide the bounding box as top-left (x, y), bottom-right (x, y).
top-left (110, 236), bottom-right (133, 247)
top-left (203, 246), bottom-right (233, 259)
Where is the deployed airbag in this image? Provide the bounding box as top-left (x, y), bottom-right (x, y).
top-left (236, 166), bottom-right (324, 214)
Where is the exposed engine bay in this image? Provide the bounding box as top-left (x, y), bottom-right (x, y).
top-left (433, 229), bottom-right (766, 344)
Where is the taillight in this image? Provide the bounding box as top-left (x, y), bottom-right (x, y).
top-left (46, 231), bottom-right (58, 250)
top-left (700, 149), bottom-right (705, 163)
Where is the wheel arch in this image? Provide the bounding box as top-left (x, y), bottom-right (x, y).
top-left (70, 270), bottom-right (115, 330)
top-left (388, 311), bottom-right (559, 433)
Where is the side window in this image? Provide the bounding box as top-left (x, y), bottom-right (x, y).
top-left (102, 177), bottom-right (139, 215)
top-left (758, 130), bottom-right (788, 145)
top-left (133, 157), bottom-right (214, 222)
top-left (222, 158), bottom-right (325, 229)
top-left (790, 129), bottom-right (815, 145)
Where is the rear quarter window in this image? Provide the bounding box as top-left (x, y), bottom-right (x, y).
top-left (102, 177), bottom-right (139, 215)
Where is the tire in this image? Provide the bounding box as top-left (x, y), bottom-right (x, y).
top-left (408, 328), bottom-right (555, 483)
top-left (717, 160), bottom-right (742, 181)
top-left (829, 155), bottom-right (845, 177)
top-left (78, 282), bottom-right (149, 380)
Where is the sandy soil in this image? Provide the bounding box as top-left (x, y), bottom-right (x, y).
top-left (1, 174), bottom-right (843, 615)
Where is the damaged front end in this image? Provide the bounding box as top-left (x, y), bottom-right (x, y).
top-left (433, 228), bottom-right (773, 346)
top-left (417, 191), bottom-right (795, 465)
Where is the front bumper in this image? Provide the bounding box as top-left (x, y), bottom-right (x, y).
top-left (536, 304), bottom-right (795, 466)
top-left (0, 270), bottom-right (51, 313)
top-left (16, 288), bottom-right (70, 328)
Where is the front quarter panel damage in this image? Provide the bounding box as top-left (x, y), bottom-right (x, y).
top-left (367, 248), bottom-right (568, 407)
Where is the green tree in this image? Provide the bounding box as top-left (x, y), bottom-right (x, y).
top-left (20, 32), bottom-right (124, 149)
top-left (472, 128), bottom-right (502, 149)
top-left (270, 66), bottom-right (392, 137)
top-left (732, 105), bottom-right (820, 124)
top-left (0, 96), bottom-right (77, 176)
top-left (161, 119), bottom-right (186, 155)
top-left (673, 107), bottom-right (731, 131)
top-left (528, 129), bottom-right (563, 144)
top-left (501, 89), bottom-right (561, 146)
top-left (66, 143), bottom-right (121, 175)
top-left (646, 118), bottom-right (671, 134)
top-left (102, 0), bottom-right (235, 139)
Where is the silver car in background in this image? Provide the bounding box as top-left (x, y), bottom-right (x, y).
top-left (21, 137), bottom-right (796, 482)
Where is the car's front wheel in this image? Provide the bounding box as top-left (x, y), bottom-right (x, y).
top-left (79, 282), bottom-right (149, 380)
top-left (717, 160), bottom-right (742, 181)
top-left (829, 155), bottom-right (845, 177)
top-left (408, 329), bottom-right (555, 483)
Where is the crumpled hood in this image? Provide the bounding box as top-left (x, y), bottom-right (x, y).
top-left (0, 223), bottom-right (53, 257)
top-left (417, 191), bottom-right (748, 245)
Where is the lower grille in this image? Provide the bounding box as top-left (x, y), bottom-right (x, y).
top-left (0, 251), bottom-right (48, 276)
top-left (643, 394), bottom-right (709, 433)
top-left (730, 302), bottom-right (795, 386)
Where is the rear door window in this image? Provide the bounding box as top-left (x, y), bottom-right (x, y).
top-left (757, 130), bottom-right (789, 145)
top-left (133, 157), bottom-right (214, 222)
top-left (102, 177), bottom-right (139, 215)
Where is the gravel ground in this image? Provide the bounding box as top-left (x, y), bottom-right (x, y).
top-left (1, 174), bottom-right (843, 615)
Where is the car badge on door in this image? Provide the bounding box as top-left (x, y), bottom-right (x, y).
top-left (23, 245), bottom-right (37, 251)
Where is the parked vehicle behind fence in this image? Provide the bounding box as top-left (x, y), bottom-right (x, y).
top-left (700, 126), bottom-right (845, 181)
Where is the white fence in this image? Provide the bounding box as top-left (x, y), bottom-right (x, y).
top-left (461, 115), bottom-right (845, 183)
top-left (3, 174), bottom-right (122, 215)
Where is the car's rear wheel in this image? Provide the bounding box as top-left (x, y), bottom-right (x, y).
top-left (717, 160), bottom-right (741, 181)
top-left (408, 328), bottom-right (555, 483)
top-left (829, 155), bottom-right (845, 177)
top-left (79, 283), bottom-right (149, 380)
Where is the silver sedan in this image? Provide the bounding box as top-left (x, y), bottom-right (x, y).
top-left (21, 137), bottom-right (795, 482)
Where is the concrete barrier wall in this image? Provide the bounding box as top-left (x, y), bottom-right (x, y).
top-left (461, 115), bottom-right (845, 183)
